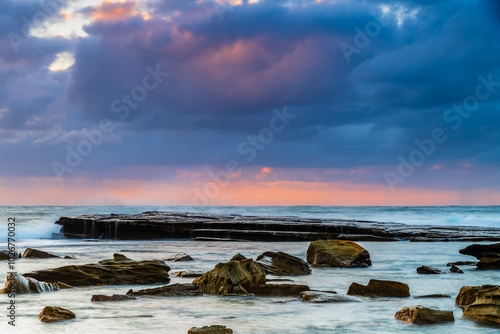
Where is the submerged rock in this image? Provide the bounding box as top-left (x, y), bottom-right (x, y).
top-left (127, 283), bottom-right (202, 297)
top-left (446, 261), bottom-right (477, 266)
top-left (188, 325), bottom-right (233, 334)
top-left (300, 291), bottom-right (362, 303)
top-left (91, 294), bottom-right (135, 301)
top-left (461, 285), bottom-right (500, 326)
top-left (0, 273), bottom-right (60, 294)
top-left (164, 253), bottom-right (194, 262)
top-left (450, 265), bottom-right (464, 274)
top-left (23, 248), bottom-right (60, 259)
top-left (254, 284), bottom-right (310, 297)
top-left (395, 306), bottom-right (454, 324)
top-left (38, 306), bottom-right (75, 322)
top-left (306, 240), bottom-right (371, 268)
top-left (23, 253), bottom-right (171, 286)
top-left (459, 243), bottom-right (500, 269)
top-left (414, 294), bottom-right (451, 299)
top-left (173, 271), bottom-right (205, 278)
top-left (193, 258), bottom-right (266, 295)
top-left (256, 251), bottom-right (311, 276)
top-left (417, 266), bottom-right (445, 274)
top-left (347, 279), bottom-right (410, 297)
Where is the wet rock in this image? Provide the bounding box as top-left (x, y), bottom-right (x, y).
top-left (395, 306), bottom-right (454, 324)
top-left (456, 285), bottom-right (500, 306)
top-left (300, 291), bottom-right (362, 303)
top-left (164, 253), bottom-right (194, 262)
top-left (0, 250), bottom-right (21, 261)
top-left (347, 279), bottom-right (410, 297)
top-left (462, 285), bottom-right (500, 326)
top-left (56, 282), bottom-right (74, 289)
top-left (173, 271), bottom-right (205, 278)
top-left (414, 294), bottom-right (451, 299)
top-left (23, 248), bottom-right (60, 258)
top-left (459, 243), bottom-right (500, 269)
top-left (64, 255), bottom-right (76, 259)
top-left (416, 265), bottom-right (445, 274)
top-left (23, 253), bottom-right (171, 286)
top-left (91, 294), bottom-right (135, 301)
top-left (193, 258), bottom-right (266, 295)
top-left (230, 253), bottom-right (247, 261)
top-left (127, 283), bottom-right (202, 297)
top-left (0, 273), bottom-right (60, 294)
top-left (254, 284), bottom-right (310, 297)
top-left (38, 306), bottom-right (75, 322)
top-left (450, 265), bottom-right (464, 274)
top-left (446, 261), bottom-right (477, 266)
top-left (306, 240), bottom-right (371, 268)
top-left (477, 258), bottom-right (500, 270)
top-left (256, 251), bottom-right (311, 276)
top-left (188, 325), bottom-right (233, 334)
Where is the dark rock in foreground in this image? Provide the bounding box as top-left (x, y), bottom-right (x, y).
top-left (347, 279), bottom-right (410, 297)
top-left (23, 253), bottom-right (171, 286)
top-left (395, 306), bottom-right (454, 324)
top-left (38, 306), bottom-right (75, 322)
top-left (188, 325), bottom-right (233, 334)
top-left (54, 211), bottom-right (500, 242)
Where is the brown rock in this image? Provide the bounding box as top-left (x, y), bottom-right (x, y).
top-left (306, 240), bottom-right (371, 268)
top-left (55, 282), bottom-right (74, 289)
top-left (230, 253), bottom-right (247, 261)
top-left (173, 271), bottom-right (205, 278)
top-left (188, 325), bottom-right (233, 334)
top-left (38, 306), bottom-right (75, 322)
top-left (414, 294), bottom-right (451, 299)
top-left (300, 291), bottom-right (363, 303)
top-left (450, 265), bottom-right (464, 274)
top-left (462, 285), bottom-right (500, 325)
top-left (446, 261), bottom-right (477, 266)
top-left (416, 266), bottom-right (444, 274)
top-left (347, 279), bottom-right (410, 297)
top-left (254, 284), bottom-right (310, 297)
top-left (1, 273), bottom-right (60, 294)
top-left (456, 286), bottom-right (484, 306)
top-left (459, 243), bottom-right (500, 259)
top-left (91, 294), bottom-right (135, 301)
top-left (193, 258), bottom-right (266, 295)
top-left (0, 250), bottom-right (21, 261)
top-left (477, 258), bottom-right (500, 270)
top-left (23, 253), bottom-right (171, 286)
top-left (127, 283), bottom-right (202, 297)
top-left (23, 248), bottom-right (59, 259)
top-left (256, 251), bottom-right (311, 276)
top-left (395, 306), bottom-right (454, 324)
top-left (164, 253), bottom-right (194, 262)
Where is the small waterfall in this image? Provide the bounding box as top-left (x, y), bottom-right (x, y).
top-left (91, 221), bottom-right (95, 238)
top-left (114, 221), bottom-right (119, 239)
top-left (84, 221), bottom-right (87, 237)
top-left (1, 274), bottom-right (60, 294)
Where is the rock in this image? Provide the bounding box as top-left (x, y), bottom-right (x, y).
top-left (230, 253), bottom-right (247, 261)
top-left (164, 253), bottom-right (194, 262)
top-left (414, 294), bottom-right (451, 299)
top-left (0, 273), bottom-right (60, 294)
top-left (477, 258), bottom-right (500, 270)
top-left (127, 283), bottom-right (202, 297)
top-left (64, 255), bottom-right (76, 259)
top-left (446, 261), bottom-right (477, 266)
top-left (23, 248), bottom-right (60, 258)
top-left (38, 306), bottom-right (76, 322)
top-left (462, 285), bottom-right (500, 326)
top-left (256, 251), bottom-right (311, 276)
top-left (0, 250), bottom-right (21, 261)
top-left (306, 240), bottom-right (371, 268)
top-left (456, 285), bottom-right (500, 306)
top-left (56, 282), bottom-right (74, 289)
top-left (23, 253), bottom-right (171, 286)
top-left (459, 243), bottom-right (500, 269)
top-left (188, 325), bottom-right (233, 334)
top-left (193, 258), bottom-right (266, 295)
top-left (416, 266), bottom-right (444, 274)
top-left (395, 306), bottom-right (454, 324)
top-left (91, 294), bottom-right (135, 301)
top-left (347, 279), bottom-right (410, 297)
top-left (300, 291), bottom-right (363, 303)
top-left (450, 265), bottom-right (464, 274)
top-left (173, 271), bottom-right (205, 278)
top-left (254, 284), bottom-right (310, 297)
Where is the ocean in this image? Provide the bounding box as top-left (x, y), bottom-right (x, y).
top-left (0, 206), bottom-right (499, 333)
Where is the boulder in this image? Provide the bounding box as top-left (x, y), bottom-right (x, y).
top-left (1, 273), bottom-right (60, 294)
top-left (0, 250), bottom-right (21, 261)
top-left (256, 251), bottom-right (311, 276)
top-left (230, 253), bottom-right (247, 261)
top-left (477, 258), bottom-right (500, 270)
top-left (416, 266), bottom-right (444, 274)
top-left (173, 271), bottom-right (205, 278)
top-left (395, 306), bottom-right (454, 324)
top-left (22, 253), bottom-right (171, 286)
top-left (300, 291), bottom-right (362, 303)
top-left (456, 285), bottom-right (500, 306)
top-left (188, 325), bottom-right (233, 334)
top-left (91, 294), bottom-right (135, 301)
top-left (127, 283), bottom-right (202, 297)
top-left (450, 265), bottom-right (464, 274)
top-left (38, 306), bottom-right (75, 322)
top-left (446, 261), bottom-right (477, 266)
top-left (459, 243), bottom-right (500, 269)
top-left (347, 279), bottom-right (410, 297)
top-left (306, 240), bottom-right (371, 268)
top-left (23, 248), bottom-right (60, 258)
top-left (462, 285), bottom-right (500, 326)
top-left (193, 258), bottom-right (266, 295)
top-left (254, 284), bottom-right (310, 297)
top-left (164, 253), bottom-right (194, 262)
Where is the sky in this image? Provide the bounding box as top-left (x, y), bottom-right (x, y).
top-left (0, 0), bottom-right (500, 206)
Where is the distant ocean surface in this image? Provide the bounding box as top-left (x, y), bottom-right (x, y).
top-left (1, 205), bottom-right (499, 242)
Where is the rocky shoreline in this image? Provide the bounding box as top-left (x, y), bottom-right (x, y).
top-left (54, 211), bottom-right (500, 242)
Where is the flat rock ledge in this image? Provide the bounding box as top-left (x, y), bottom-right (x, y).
top-left (54, 211), bottom-right (500, 242)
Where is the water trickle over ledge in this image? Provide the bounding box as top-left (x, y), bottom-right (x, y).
top-left (54, 211), bottom-right (500, 242)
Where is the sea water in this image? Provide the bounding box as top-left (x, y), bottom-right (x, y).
top-left (0, 206), bottom-right (499, 333)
